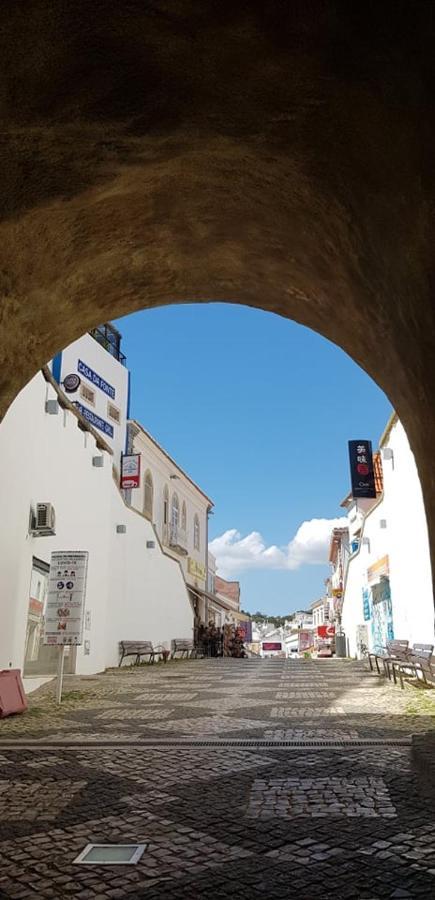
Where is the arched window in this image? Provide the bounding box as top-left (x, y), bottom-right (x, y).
top-left (181, 500), bottom-right (187, 532)
top-left (143, 470), bottom-right (153, 520)
top-left (163, 485), bottom-right (169, 526)
top-left (171, 493), bottom-right (179, 532)
top-left (194, 514), bottom-right (200, 551)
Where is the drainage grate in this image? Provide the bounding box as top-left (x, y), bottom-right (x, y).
top-left (0, 737), bottom-right (411, 750)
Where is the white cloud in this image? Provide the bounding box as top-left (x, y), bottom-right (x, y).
top-left (209, 517), bottom-right (347, 578)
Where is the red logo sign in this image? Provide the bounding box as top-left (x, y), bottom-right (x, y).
top-left (317, 625), bottom-right (335, 639)
top-left (121, 454), bottom-right (141, 489)
top-left (262, 642), bottom-right (282, 651)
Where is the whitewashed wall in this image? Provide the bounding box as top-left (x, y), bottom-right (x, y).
top-left (0, 373), bottom-right (192, 675)
top-left (341, 501), bottom-right (387, 657)
top-left (342, 418), bottom-right (434, 657)
top-left (383, 420), bottom-right (434, 647)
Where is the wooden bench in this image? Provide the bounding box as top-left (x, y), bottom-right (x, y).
top-left (119, 641), bottom-right (158, 666)
top-left (368, 639), bottom-right (409, 678)
top-left (391, 643), bottom-right (434, 689)
top-left (171, 639), bottom-right (196, 659)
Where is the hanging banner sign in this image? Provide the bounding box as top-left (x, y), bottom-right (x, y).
top-left (43, 551), bottom-right (89, 646)
top-left (121, 453), bottom-right (141, 489)
top-left (317, 624), bottom-right (335, 639)
top-left (348, 440), bottom-right (377, 499)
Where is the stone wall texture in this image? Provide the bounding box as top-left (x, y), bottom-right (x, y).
top-left (0, 1), bottom-right (434, 594)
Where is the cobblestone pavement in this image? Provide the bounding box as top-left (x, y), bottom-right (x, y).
top-left (0, 659), bottom-right (435, 898)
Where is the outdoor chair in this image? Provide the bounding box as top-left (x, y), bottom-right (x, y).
top-left (118, 640), bottom-right (160, 666)
top-left (171, 639), bottom-right (197, 659)
top-left (368, 640), bottom-right (409, 679)
top-left (391, 643), bottom-right (434, 689)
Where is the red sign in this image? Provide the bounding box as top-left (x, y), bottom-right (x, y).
top-left (262, 642), bottom-right (282, 651)
top-left (317, 624), bottom-right (335, 639)
top-left (121, 453), bottom-right (141, 489)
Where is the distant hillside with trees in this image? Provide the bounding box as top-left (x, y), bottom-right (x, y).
top-left (241, 610), bottom-right (294, 629)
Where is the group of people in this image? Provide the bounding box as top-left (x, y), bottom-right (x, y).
top-left (195, 621), bottom-right (247, 658)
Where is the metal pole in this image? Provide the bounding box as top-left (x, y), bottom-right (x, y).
top-left (56, 645), bottom-right (65, 704)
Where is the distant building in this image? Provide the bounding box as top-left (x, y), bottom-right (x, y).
top-left (341, 414), bottom-right (434, 656)
top-left (128, 421), bottom-right (214, 625)
top-left (0, 366), bottom-right (192, 678)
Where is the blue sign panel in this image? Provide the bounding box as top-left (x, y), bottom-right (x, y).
top-left (77, 360), bottom-right (116, 399)
top-left (362, 588), bottom-right (371, 622)
top-left (73, 402), bottom-right (114, 439)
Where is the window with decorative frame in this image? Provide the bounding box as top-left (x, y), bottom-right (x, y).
top-left (193, 514), bottom-right (200, 551)
top-left (171, 493), bottom-right (179, 530)
top-left (107, 401), bottom-right (121, 424)
top-left (143, 470), bottom-right (153, 520)
top-left (80, 383), bottom-right (96, 406)
top-left (163, 485), bottom-right (169, 526)
top-left (181, 501), bottom-right (187, 532)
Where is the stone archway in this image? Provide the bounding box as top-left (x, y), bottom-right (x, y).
top-left (1, 1), bottom-right (435, 590)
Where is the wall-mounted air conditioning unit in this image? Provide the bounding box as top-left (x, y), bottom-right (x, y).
top-left (30, 503), bottom-right (56, 536)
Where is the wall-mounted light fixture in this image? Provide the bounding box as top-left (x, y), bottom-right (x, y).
top-left (116, 524), bottom-right (127, 534)
top-left (92, 456), bottom-right (104, 468)
top-left (382, 447), bottom-right (394, 468)
top-left (146, 540), bottom-right (155, 549)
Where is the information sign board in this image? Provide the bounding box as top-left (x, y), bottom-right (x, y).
top-left (43, 551), bottom-right (89, 646)
top-left (262, 642), bottom-right (282, 651)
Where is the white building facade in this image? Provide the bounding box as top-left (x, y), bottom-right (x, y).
top-left (341, 415), bottom-right (434, 657)
top-left (0, 368), bottom-right (193, 677)
top-left (128, 422), bottom-right (213, 623)
top-left (51, 323), bottom-right (129, 470)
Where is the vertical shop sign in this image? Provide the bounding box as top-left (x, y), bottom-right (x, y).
top-left (348, 440), bottom-right (376, 499)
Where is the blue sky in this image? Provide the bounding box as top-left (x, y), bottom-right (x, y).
top-left (115, 304), bottom-right (392, 616)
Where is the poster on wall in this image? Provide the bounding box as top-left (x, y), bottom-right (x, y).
top-left (43, 551), bottom-right (88, 646)
top-left (348, 440), bottom-right (377, 499)
top-left (371, 577), bottom-right (394, 650)
top-left (121, 453), bottom-right (141, 489)
top-left (362, 587), bottom-right (371, 621)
